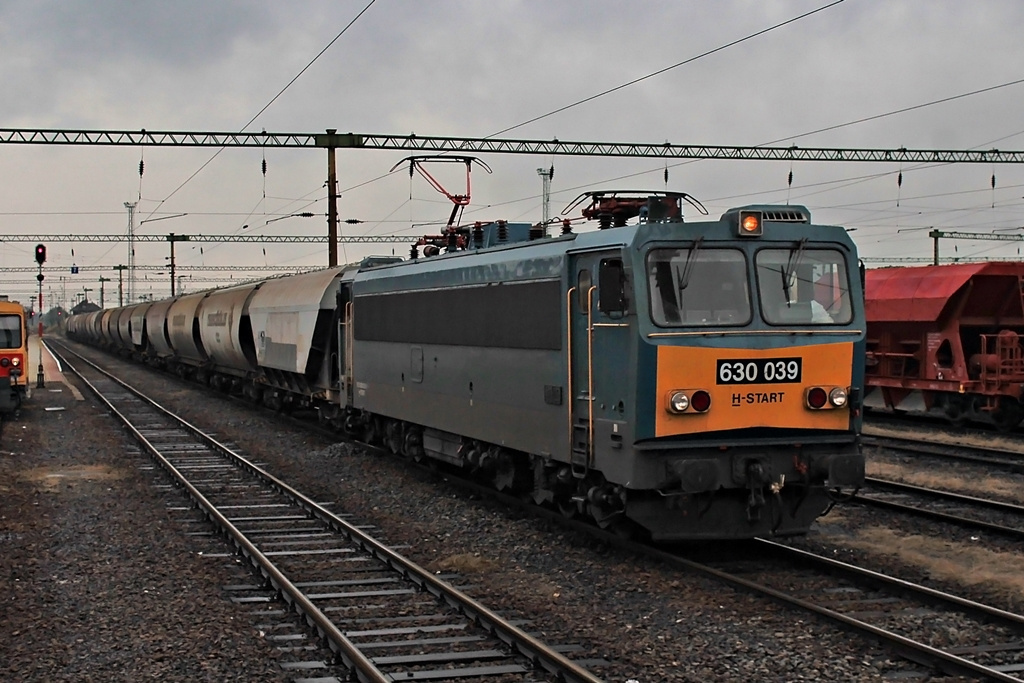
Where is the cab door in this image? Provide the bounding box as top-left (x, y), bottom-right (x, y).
top-left (568, 251), bottom-right (631, 472)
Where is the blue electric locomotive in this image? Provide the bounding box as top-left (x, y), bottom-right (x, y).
top-left (66, 190), bottom-right (865, 541)
top-left (337, 191), bottom-right (865, 540)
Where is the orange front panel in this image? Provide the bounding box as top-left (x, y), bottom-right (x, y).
top-left (655, 343), bottom-right (854, 436)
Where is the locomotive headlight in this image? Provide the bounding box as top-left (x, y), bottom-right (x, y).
top-left (0, 358), bottom-right (9, 367)
top-left (668, 391), bottom-right (690, 413)
top-left (829, 387), bottom-right (848, 408)
top-left (11, 357), bottom-right (19, 366)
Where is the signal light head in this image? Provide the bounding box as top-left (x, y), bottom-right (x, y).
top-left (737, 211), bottom-right (762, 237)
top-left (35, 243), bottom-right (47, 264)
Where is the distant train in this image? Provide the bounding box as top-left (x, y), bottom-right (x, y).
top-left (0, 297), bottom-right (30, 416)
top-left (865, 262), bottom-right (1024, 429)
top-left (68, 190), bottom-right (866, 541)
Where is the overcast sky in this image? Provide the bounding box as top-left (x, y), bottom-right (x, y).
top-left (2, 0), bottom-right (1024, 304)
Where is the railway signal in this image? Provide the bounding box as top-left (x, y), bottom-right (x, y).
top-left (34, 243), bottom-right (45, 388)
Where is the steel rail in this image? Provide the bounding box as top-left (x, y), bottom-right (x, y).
top-left (367, 450), bottom-right (1024, 682)
top-left (47, 341), bottom-right (389, 683)
top-left (865, 477), bottom-right (1024, 516)
top-left (48, 339), bottom-right (604, 683)
top-left (658, 539), bottom-right (1024, 682)
top-left (855, 491), bottom-right (1024, 542)
top-left (862, 433), bottom-right (1024, 472)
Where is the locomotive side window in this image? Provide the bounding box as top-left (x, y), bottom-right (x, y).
top-left (755, 248), bottom-right (853, 325)
top-left (598, 258), bottom-right (627, 314)
top-left (646, 248), bottom-right (750, 326)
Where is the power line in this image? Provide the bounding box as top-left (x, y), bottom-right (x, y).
top-left (763, 77), bottom-right (1024, 146)
top-left (488, 0), bottom-right (846, 137)
top-left (148, 0), bottom-right (378, 215)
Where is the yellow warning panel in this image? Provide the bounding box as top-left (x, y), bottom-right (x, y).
top-left (655, 342), bottom-right (853, 436)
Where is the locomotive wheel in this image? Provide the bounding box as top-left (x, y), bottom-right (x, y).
top-left (557, 498), bottom-right (581, 519)
top-left (384, 420), bottom-right (402, 454)
top-left (493, 456), bottom-right (515, 492)
top-left (362, 417), bottom-right (380, 445)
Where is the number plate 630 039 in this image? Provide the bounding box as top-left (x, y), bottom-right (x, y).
top-left (716, 357), bottom-right (802, 384)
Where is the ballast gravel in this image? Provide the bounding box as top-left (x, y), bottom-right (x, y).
top-left (0, 340), bottom-right (965, 682)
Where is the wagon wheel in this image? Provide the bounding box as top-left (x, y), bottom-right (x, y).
top-left (942, 394), bottom-right (968, 427)
top-left (992, 398), bottom-right (1024, 432)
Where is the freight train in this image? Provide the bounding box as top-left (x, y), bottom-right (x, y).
top-left (67, 190), bottom-right (866, 541)
top-left (865, 262), bottom-right (1024, 430)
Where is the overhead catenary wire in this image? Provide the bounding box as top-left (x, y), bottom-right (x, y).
top-left (141, 0), bottom-right (379, 223)
top-left (486, 0), bottom-right (846, 138)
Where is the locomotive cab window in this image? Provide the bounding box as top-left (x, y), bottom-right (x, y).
top-left (0, 314), bottom-right (22, 349)
top-left (755, 247), bottom-right (853, 325)
top-left (647, 248), bottom-right (750, 326)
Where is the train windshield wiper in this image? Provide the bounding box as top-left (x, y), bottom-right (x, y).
top-left (675, 237), bottom-right (704, 298)
top-left (782, 238), bottom-right (808, 306)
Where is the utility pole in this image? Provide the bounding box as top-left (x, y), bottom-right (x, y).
top-left (113, 264), bottom-right (127, 306)
top-left (166, 233), bottom-right (190, 296)
top-left (98, 276), bottom-right (110, 308)
top-left (124, 201), bottom-right (137, 303)
top-left (325, 129), bottom-right (340, 267)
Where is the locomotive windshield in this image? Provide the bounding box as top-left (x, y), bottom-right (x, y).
top-left (648, 248), bottom-right (751, 326)
top-left (755, 248), bottom-right (853, 325)
top-left (0, 314), bottom-right (22, 349)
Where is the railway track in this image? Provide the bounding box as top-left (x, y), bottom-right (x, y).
top-left (857, 477), bottom-right (1024, 542)
top-left (863, 431), bottom-right (1024, 472)
top-left (55, 336), bottom-right (1024, 680)
top-left (47, 339), bottom-right (604, 683)
top-left (669, 540), bottom-right (1024, 681)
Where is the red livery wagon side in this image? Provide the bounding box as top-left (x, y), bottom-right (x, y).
top-left (865, 262), bottom-right (1024, 429)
